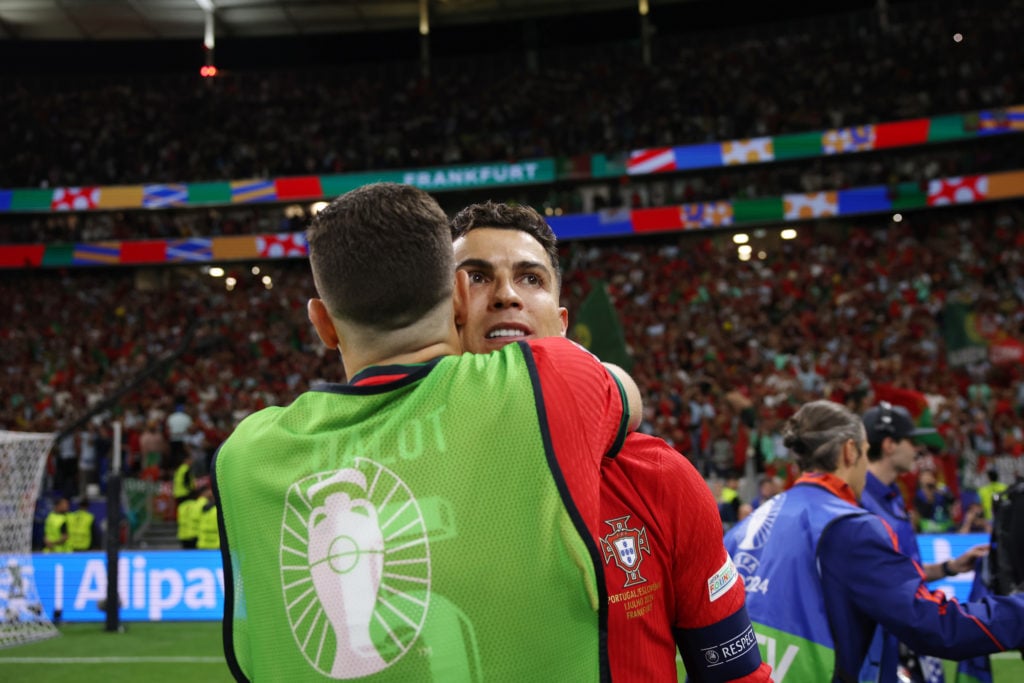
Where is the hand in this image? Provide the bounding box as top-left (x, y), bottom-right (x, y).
top-left (950, 544), bottom-right (990, 574)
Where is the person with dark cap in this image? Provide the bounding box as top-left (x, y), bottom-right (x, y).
top-left (859, 401), bottom-right (989, 683)
top-left (723, 399), bottom-right (1024, 683)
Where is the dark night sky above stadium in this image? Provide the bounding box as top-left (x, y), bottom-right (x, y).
top-left (3, 0), bottom-right (906, 75)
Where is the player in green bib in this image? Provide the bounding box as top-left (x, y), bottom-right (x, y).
top-left (214, 183), bottom-right (633, 682)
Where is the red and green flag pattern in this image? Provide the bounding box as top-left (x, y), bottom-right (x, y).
top-left (3, 168), bottom-right (1024, 269)
top-left (0, 106), bottom-right (1018, 215)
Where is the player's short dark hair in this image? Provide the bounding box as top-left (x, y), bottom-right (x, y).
top-left (783, 400), bottom-right (865, 473)
top-left (450, 201), bottom-right (561, 287)
top-left (307, 183), bottom-right (453, 331)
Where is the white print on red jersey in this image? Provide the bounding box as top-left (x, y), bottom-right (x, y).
top-left (600, 515), bottom-right (651, 588)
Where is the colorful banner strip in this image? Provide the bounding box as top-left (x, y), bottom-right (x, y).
top-left (619, 106), bottom-right (1020, 178)
top-left (1, 107), bottom-right (1019, 215)
top-left (0, 160), bottom-right (556, 214)
top-left (4, 170), bottom-right (1022, 270)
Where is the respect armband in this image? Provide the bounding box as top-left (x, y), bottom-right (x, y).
top-left (674, 605), bottom-right (764, 682)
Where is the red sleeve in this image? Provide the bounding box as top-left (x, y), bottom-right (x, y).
top-left (665, 454), bottom-right (774, 682)
top-left (666, 453), bottom-right (747, 628)
top-left (527, 337), bottom-right (628, 457)
top-left (526, 337), bottom-right (628, 537)
top-left (600, 433), bottom-right (771, 682)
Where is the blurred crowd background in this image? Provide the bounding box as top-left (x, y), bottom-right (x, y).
top-left (2, 0), bottom-right (1022, 544)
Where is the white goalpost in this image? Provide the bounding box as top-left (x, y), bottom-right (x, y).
top-left (0, 430), bottom-right (59, 648)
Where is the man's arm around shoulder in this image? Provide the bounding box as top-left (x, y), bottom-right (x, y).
top-left (602, 362), bottom-right (642, 431)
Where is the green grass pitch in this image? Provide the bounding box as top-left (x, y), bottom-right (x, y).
top-left (0, 622), bottom-right (230, 683)
top-left (1, 621), bottom-right (1022, 682)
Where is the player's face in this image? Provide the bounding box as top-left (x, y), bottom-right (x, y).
top-left (454, 228), bottom-right (568, 354)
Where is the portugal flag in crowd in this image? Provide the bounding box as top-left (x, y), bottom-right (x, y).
top-left (571, 280), bottom-right (633, 371)
top-left (943, 300), bottom-right (1024, 367)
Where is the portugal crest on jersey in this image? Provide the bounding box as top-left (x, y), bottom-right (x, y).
top-left (600, 515), bottom-right (651, 587)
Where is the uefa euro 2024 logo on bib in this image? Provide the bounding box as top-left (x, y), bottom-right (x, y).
top-left (280, 458), bottom-right (431, 678)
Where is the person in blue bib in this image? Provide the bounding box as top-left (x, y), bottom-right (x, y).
top-left (859, 401), bottom-right (989, 683)
top-left (723, 399), bottom-right (1024, 683)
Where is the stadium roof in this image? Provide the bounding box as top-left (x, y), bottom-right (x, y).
top-left (0, 0), bottom-right (691, 40)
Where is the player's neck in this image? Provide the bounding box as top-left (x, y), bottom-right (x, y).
top-left (337, 301), bottom-right (463, 379)
top-left (340, 316), bottom-right (462, 379)
top-left (344, 339), bottom-right (460, 378)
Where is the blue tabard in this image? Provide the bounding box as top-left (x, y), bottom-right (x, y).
top-left (724, 480), bottom-right (869, 681)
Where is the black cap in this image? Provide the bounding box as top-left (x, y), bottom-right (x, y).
top-left (863, 401), bottom-right (936, 446)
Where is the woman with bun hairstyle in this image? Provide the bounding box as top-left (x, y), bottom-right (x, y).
top-left (724, 400), bottom-right (1024, 683)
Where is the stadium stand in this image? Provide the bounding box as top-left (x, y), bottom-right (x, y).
top-left (2, 0), bottom-right (1022, 543)
top-left (0, 0), bottom-right (1019, 188)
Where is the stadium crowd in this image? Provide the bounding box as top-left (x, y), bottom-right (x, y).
top-left (4, 202), bottom-right (1023, 537)
top-left (0, 0), bottom-right (1018, 189)
top-left (563, 203), bottom-right (1024, 514)
top-left (2, 0), bottom-right (1022, 545)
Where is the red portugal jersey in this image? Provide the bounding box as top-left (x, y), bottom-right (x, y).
top-left (529, 341), bottom-right (773, 681)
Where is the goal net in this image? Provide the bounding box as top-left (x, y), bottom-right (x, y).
top-left (0, 430), bottom-right (59, 648)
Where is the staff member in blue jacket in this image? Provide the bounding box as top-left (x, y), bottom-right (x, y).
top-left (860, 402), bottom-right (989, 683)
top-left (723, 400), bottom-right (1024, 683)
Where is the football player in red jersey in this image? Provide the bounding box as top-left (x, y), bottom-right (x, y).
top-left (452, 201), bottom-right (772, 682)
top-left (219, 184), bottom-right (638, 682)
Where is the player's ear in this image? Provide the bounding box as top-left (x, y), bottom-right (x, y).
top-left (558, 306), bottom-right (568, 336)
top-left (307, 298), bottom-right (340, 350)
top-left (453, 270), bottom-right (470, 327)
